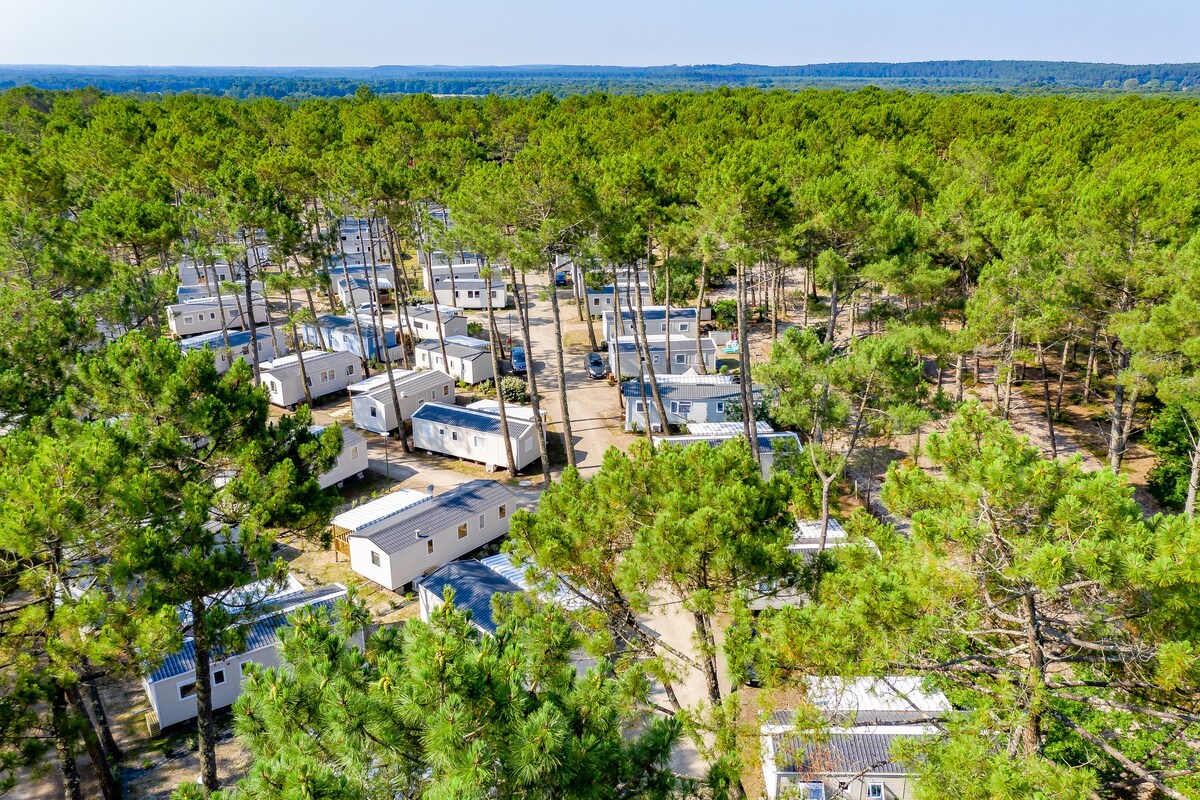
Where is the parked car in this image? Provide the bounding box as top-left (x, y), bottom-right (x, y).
top-left (510, 346), bottom-right (527, 374)
top-left (586, 352), bottom-right (609, 379)
top-left (554, 271), bottom-right (569, 287)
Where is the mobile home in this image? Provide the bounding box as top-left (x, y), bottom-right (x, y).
top-left (344, 480), bottom-right (518, 592)
top-left (414, 339), bottom-right (494, 384)
top-left (143, 577), bottom-right (353, 729)
top-left (177, 328), bottom-right (283, 374)
top-left (433, 278), bottom-right (507, 310)
top-left (412, 401), bottom-right (542, 472)
top-left (167, 295), bottom-right (268, 338)
top-left (260, 350), bottom-right (362, 408)
top-left (622, 374), bottom-right (753, 431)
top-left (350, 369), bottom-right (456, 434)
top-left (315, 425), bottom-right (370, 489)
top-left (608, 334), bottom-right (718, 378)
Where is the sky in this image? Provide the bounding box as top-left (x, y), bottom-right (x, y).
top-left (0, 0), bottom-right (1197, 67)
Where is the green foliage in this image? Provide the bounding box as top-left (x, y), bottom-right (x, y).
top-left (223, 598), bottom-right (685, 800)
top-left (1146, 403), bottom-right (1195, 510)
top-left (500, 375), bottom-right (531, 404)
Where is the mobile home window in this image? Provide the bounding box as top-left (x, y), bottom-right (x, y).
top-left (451, 431), bottom-right (459, 441)
top-left (443, 385), bottom-right (450, 396)
top-left (635, 401), bottom-right (645, 412)
top-left (240, 661), bottom-right (253, 675)
top-left (715, 402), bottom-right (726, 414)
top-left (473, 436), bottom-right (484, 447)
top-left (210, 312), bottom-right (217, 320)
top-left (351, 446), bottom-right (359, 459)
top-left (660, 323), bottom-right (667, 332)
top-left (346, 365), bottom-right (355, 375)
top-left (675, 353), bottom-right (688, 364)
top-left (305, 377), bottom-right (313, 387)
top-left (370, 551), bottom-right (381, 567)
top-left (183, 315), bottom-right (194, 324)
top-left (478, 513), bottom-right (486, 529)
top-left (458, 523), bottom-right (468, 539)
top-left (370, 407), bottom-right (378, 417)
top-left (426, 540), bottom-right (434, 555)
top-left (679, 322), bottom-right (690, 332)
top-left (178, 681), bottom-right (197, 700)
top-left (866, 785), bottom-right (883, 800)
top-left (213, 669), bottom-right (226, 686)
top-left (499, 504), bottom-right (507, 519)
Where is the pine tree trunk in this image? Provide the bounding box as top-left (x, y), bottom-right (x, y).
top-left (422, 222), bottom-right (450, 371)
top-left (1037, 339), bottom-right (1057, 459)
top-left (1056, 339), bottom-right (1069, 414)
top-left (83, 676), bottom-right (122, 763)
top-left (1083, 333), bottom-right (1098, 404)
top-left (954, 353), bottom-right (965, 403)
top-left (293, 323), bottom-right (313, 407)
top-left (1109, 346), bottom-right (1132, 473)
top-left (695, 260), bottom-right (709, 375)
top-left (337, 234), bottom-right (372, 378)
top-left (484, 264), bottom-right (517, 476)
top-left (69, 685), bottom-right (121, 800)
top-left (547, 259), bottom-right (577, 469)
top-left (191, 600), bottom-right (220, 792)
top-left (52, 686), bottom-right (84, 800)
top-left (203, 261), bottom-right (232, 355)
top-left (1022, 592), bottom-right (1045, 757)
top-left (736, 262), bottom-right (760, 463)
top-left (1185, 437), bottom-right (1200, 519)
top-left (241, 236), bottom-right (262, 386)
top-left (631, 263), bottom-right (669, 432)
top-left (692, 612), bottom-right (722, 704)
top-left (514, 270), bottom-right (552, 483)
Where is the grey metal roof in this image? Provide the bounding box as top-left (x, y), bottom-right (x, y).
top-left (148, 584), bottom-right (347, 683)
top-left (412, 402), bottom-right (533, 437)
top-left (418, 560), bottom-right (523, 635)
top-left (773, 732), bottom-right (915, 776)
top-left (350, 479), bottom-right (517, 554)
top-left (621, 380), bottom-right (745, 401)
top-left (415, 339), bottom-right (490, 361)
top-left (362, 370), bottom-right (454, 402)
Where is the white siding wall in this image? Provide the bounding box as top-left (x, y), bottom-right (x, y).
top-left (352, 379), bottom-right (455, 433)
top-left (413, 419), bottom-right (536, 471)
top-left (348, 504), bottom-right (513, 591)
top-left (168, 300), bottom-right (267, 337)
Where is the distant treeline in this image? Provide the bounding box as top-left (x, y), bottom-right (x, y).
top-left (2, 60), bottom-right (1198, 98)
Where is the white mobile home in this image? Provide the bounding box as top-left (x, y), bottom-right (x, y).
top-left (334, 275), bottom-right (395, 309)
top-left (167, 296), bottom-right (268, 338)
top-left (177, 258), bottom-right (255, 288)
top-left (422, 263), bottom-right (484, 291)
top-left (433, 279), bottom-right (507, 310)
top-left (176, 280), bottom-right (264, 304)
top-left (400, 305), bottom-right (469, 342)
top-left (417, 558), bottom-right (524, 637)
top-left (260, 350), bottom-right (362, 409)
top-left (178, 328), bottom-right (284, 375)
top-left (350, 369), bottom-right (456, 434)
top-left (601, 306), bottom-right (711, 342)
top-left (343, 480), bottom-right (518, 592)
top-left (414, 340), bottom-right (494, 385)
top-left (143, 577), bottom-right (352, 729)
top-left (608, 334), bottom-right (718, 378)
top-left (581, 283), bottom-right (654, 317)
top-left (622, 374), bottom-right (752, 431)
top-left (315, 426), bottom-right (370, 489)
top-left (762, 676), bottom-right (950, 800)
top-left (299, 314), bottom-right (405, 363)
top-left (412, 401), bottom-right (542, 472)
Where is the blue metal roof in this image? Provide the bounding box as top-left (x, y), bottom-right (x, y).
top-left (412, 402), bottom-right (531, 437)
top-left (418, 560), bottom-right (523, 636)
top-left (621, 380), bottom-right (744, 401)
top-left (178, 329), bottom-right (256, 351)
top-left (147, 584), bottom-right (347, 684)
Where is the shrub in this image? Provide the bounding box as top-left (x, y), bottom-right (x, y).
top-left (500, 376), bottom-right (530, 404)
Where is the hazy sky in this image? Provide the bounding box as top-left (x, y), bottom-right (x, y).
top-left (0, 0), bottom-right (1196, 67)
